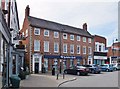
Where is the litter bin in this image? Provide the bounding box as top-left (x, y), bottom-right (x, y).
top-left (52, 65), bottom-right (55, 75)
top-left (10, 76), bottom-right (21, 88)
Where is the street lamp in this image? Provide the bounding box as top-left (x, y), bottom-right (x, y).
top-left (112, 38), bottom-right (118, 63)
top-left (59, 28), bottom-right (65, 74)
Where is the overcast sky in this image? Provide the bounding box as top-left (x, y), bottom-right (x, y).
top-left (17, 0), bottom-right (119, 47)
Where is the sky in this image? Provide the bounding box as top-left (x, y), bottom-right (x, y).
top-left (16, 0), bottom-right (119, 47)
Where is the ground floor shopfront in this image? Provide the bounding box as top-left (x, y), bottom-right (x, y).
top-left (93, 52), bottom-right (107, 65)
top-left (31, 54), bottom-right (92, 74)
top-left (109, 56), bottom-right (120, 64)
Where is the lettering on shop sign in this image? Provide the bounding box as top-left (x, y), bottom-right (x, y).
top-left (60, 56), bottom-right (76, 59)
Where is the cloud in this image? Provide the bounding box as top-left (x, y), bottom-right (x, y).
top-left (17, 0), bottom-right (118, 28)
top-left (17, 0), bottom-right (118, 46)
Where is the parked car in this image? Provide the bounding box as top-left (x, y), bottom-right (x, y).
top-left (83, 64), bottom-right (101, 74)
top-left (101, 64), bottom-right (113, 72)
top-left (111, 63), bottom-right (120, 70)
top-left (64, 65), bottom-right (89, 76)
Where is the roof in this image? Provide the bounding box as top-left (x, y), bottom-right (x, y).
top-left (92, 35), bottom-right (106, 39)
top-left (27, 16), bottom-right (92, 37)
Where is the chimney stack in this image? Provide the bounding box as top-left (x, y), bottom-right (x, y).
top-left (83, 23), bottom-right (87, 31)
top-left (25, 5), bottom-right (30, 17)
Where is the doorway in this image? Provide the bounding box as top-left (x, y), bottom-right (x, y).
top-left (35, 63), bottom-right (39, 73)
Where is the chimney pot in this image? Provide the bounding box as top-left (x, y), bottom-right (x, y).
top-left (83, 23), bottom-right (87, 31)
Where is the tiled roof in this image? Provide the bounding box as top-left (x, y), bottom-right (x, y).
top-left (28, 16), bottom-right (92, 37)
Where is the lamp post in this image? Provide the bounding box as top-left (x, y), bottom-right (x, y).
top-left (59, 29), bottom-right (65, 74)
top-left (112, 38), bottom-right (118, 63)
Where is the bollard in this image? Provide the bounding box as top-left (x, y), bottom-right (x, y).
top-left (56, 73), bottom-right (59, 80)
top-left (63, 73), bottom-right (65, 79)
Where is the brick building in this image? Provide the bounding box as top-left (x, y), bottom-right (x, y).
top-left (93, 35), bottom-right (107, 65)
top-left (107, 42), bottom-right (120, 64)
top-left (20, 5), bottom-right (93, 73)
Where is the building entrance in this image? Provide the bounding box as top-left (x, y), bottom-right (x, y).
top-left (35, 63), bottom-right (39, 73)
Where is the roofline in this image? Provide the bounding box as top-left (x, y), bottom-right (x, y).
top-left (92, 35), bottom-right (106, 39)
top-left (28, 16), bottom-right (83, 30)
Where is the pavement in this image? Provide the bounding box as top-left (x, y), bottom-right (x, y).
top-left (20, 72), bottom-right (77, 87)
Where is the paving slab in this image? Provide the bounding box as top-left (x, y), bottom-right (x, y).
top-left (20, 73), bottom-right (77, 87)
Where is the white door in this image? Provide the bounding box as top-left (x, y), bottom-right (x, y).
top-left (33, 54), bottom-right (42, 72)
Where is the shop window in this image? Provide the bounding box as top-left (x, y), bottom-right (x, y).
top-left (12, 55), bottom-right (16, 74)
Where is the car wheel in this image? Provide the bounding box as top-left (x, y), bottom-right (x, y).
top-left (77, 72), bottom-right (80, 76)
top-left (98, 71), bottom-right (101, 74)
top-left (106, 69), bottom-right (109, 72)
top-left (64, 70), bottom-right (67, 74)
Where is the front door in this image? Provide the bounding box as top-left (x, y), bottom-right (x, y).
top-left (35, 63), bottom-right (39, 73)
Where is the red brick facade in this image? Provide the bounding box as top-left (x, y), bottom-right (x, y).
top-left (93, 35), bottom-right (107, 65)
top-left (107, 42), bottom-right (120, 64)
top-left (20, 6), bottom-right (93, 73)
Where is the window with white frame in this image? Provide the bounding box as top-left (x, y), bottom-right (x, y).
top-left (26, 29), bottom-right (28, 37)
top-left (77, 36), bottom-right (80, 41)
top-left (63, 33), bottom-right (67, 39)
top-left (44, 30), bottom-right (49, 36)
top-left (103, 45), bottom-right (105, 52)
top-left (88, 38), bottom-right (91, 43)
top-left (77, 45), bottom-right (80, 54)
top-left (99, 45), bottom-right (101, 52)
top-left (54, 42), bottom-right (59, 53)
top-left (83, 46), bottom-right (86, 54)
top-left (34, 28), bottom-right (40, 35)
top-left (83, 37), bottom-right (86, 42)
top-left (88, 47), bottom-right (92, 54)
top-left (70, 35), bottom-right (74, 40)
top-left (63, 44), bottom-right (67, 53)
top-left (34, 40), bottom-right (40, 51)
top-left (44, 41), bottom-right (49, 52)
top-left (70, 44), bottom-right (74, 54)
top-left (95, 44), bottom-right (97, 51)
top-left (54, 31), bottom-right (59, 38)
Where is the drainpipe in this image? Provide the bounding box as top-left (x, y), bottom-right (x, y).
top-left (29, 26), bottom-right (32, 73)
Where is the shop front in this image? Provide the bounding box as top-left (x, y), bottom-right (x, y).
top-left (94, 52), bottom-right (107, 65)
top-left (110, 56), bottom-right (120, 64)
top-left (94, 56), bottom-right (107, 65)
top-left (43, 55), bottom-right (82, 72)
